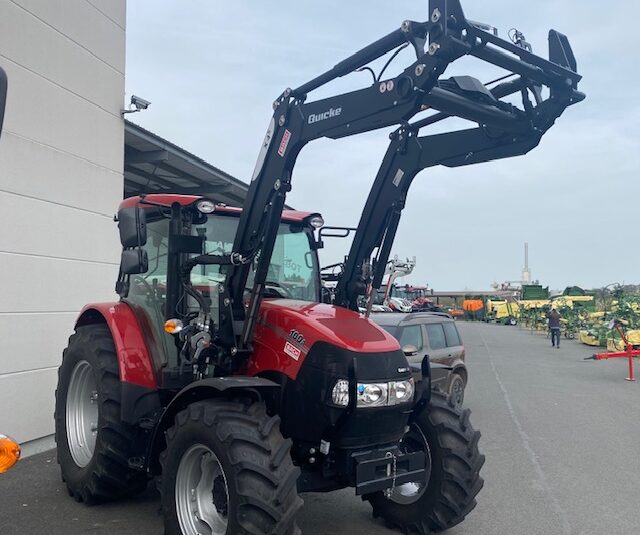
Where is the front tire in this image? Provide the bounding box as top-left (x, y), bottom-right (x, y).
top-left (365, 391), bottom-right (484, 534)
top-left (160, 399), bottom-right (302, 535)
top-left (54, 324), bottom-right (147, 502)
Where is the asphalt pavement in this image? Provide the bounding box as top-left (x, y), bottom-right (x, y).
top-left (1, 322), bottom-right (639, 535)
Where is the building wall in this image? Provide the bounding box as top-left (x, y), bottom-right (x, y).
top-left (0, 0), bottom-right (126, 448)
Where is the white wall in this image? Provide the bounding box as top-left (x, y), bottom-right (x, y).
top-left (0, 0), bottom-right (126, 446)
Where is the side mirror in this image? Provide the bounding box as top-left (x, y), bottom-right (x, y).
top-left (402, 344), bottom-right (418, 357)
top-left (0, 66), bottom-right (7, 139)
top-left (118, 207), bottom-right (147, 248)
top-left (120, 248), bottom-right (148, 275)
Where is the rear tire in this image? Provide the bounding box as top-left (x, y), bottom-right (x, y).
top-left (160, 399), bottom-right (302, 535)
top-left (365, 391), bottom-right (484, 534)
top-left (55, 324), bottom-right (147, 503)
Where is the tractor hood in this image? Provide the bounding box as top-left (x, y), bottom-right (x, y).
top-left (259, 300), bottom-right (400, 352)
top-left (246, 300), bottom-right (402, 379)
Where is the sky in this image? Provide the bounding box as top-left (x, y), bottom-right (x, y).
top-left (125, 0), bottom-right (640, 292)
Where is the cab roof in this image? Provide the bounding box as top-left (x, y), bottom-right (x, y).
top-left (119, 194), bottom-right (317, 224)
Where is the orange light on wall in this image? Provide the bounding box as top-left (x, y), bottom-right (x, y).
top-left (0, 434), bottom-right (20, 473)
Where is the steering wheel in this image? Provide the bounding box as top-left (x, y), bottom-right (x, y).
top-left (131, 275), bottom-right (155, 295)
top-left (264, 281), bottom-right (293, 299)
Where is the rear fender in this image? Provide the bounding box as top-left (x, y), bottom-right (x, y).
top-left (146, 376), bottom-right (279, 474)
top-left (75, 303), bottom-right (158, 389)
top-left (75, 303), bottom-right (161, 427)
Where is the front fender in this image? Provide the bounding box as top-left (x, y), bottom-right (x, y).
top-left (76, 302), bottom-right (157, 389)
top-left (147, 376), bottom-right (279, 474)
top-left (409, 359), bottom-right (453, 418)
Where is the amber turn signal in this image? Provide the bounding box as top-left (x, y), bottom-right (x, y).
top-left (164, 318), bottom-right (184, 334)
top-left (0, 434), bottom-right (20, 473)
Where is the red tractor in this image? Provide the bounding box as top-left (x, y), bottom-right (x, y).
top-left (54, 2), bottom-right (582, 534)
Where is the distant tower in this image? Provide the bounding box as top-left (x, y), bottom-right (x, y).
top-left (521, 242), bottom-right (531, 284)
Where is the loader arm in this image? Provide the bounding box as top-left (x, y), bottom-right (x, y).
top-left (383, 258), bottom-right (416, 302)
top-left (334, 73), bottom-right (584, 311)
top-left (217, 0), bottom-right (583, 357)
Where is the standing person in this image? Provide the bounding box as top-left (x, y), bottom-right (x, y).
top-left (548, 307), bottom-right (561, 348)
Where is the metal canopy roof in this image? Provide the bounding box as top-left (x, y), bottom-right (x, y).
top-left (124, 120), bottom-right (249, 206)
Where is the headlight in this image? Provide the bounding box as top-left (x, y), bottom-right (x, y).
top-left (357, 383), bottom-right (388, 408)
top-left (389, 378), bottom-right (415, 405)
top-left (332, 378), bottom-right (414, 409)
top-left (331, 379), bottom-right (350, 407)
top-left (305, 214), bottom-right (325, 228)
top-left (195, 199), bottom-right (216, 214)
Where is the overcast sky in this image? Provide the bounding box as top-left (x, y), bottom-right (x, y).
top-left (125, 0), bottom-right (640, 292)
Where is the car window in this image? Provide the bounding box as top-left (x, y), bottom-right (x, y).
top-left (398, 325), bottom-right (423, 351)
top-left (425, 323), bottom-right (446, 350)
top-left (443, 322), bottom-right (461, 347)
top-left (379, 325), bottom-right (398, 338)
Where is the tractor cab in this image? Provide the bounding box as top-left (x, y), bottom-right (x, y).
top-left (114, 194), bottom-right (325, 384)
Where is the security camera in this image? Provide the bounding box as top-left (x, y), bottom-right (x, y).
top-left (130, 95), bottom-right (151, 110)
top-left (122, 94), bottom-right (151, 115)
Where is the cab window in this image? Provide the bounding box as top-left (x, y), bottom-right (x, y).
top-left (194, 215), bottom-right (319, 302)
top-left (425, 323), bottom-right (446, 350)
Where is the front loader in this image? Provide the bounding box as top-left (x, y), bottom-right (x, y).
top-left (54, 2), bottom-right (583, 534)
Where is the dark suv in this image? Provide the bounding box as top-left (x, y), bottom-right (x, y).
top-left (371, 312), bottom-right (467, 407)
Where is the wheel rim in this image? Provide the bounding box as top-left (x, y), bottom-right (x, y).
top-left (66, 360), bottom-right (99, 468)
top-left (388, 424), bottom-right (431, 505)
top-left (450, 376), bottom-right (464, 407)
top-left (176, 444), bottom-right (229, 535)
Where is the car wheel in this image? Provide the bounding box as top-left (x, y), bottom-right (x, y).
top-left (448, 373), bottom-right (465, 409)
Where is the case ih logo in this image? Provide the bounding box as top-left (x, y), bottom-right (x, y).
top-left (277, 129), bottom-right (292, 157)
top-left (289, 329), bottom-right (305, 346)
top-left (284, 342), bottom-right (301, 361)
top-left (307, 107), bottom-right (342, 124)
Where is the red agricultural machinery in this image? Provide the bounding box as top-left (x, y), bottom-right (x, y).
top-left (53, 2), bottom-right (583, 534)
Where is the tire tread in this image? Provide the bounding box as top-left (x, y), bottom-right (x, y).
top-left (161, 399), bottom-right (302, 535)
top-left (55, 324), bottom-right (147, 503)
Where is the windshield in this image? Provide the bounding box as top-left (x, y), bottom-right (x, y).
top-left (393, 287), bottom-right (426, 300)
top-left (193, 214), bottom-right (320, 302)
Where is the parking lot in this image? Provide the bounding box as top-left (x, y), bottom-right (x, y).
top-left (1, 322), bottom-right (639, 535)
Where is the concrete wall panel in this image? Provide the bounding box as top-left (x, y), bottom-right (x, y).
top-left (0, 190), bottom-right (120, 264)
top-left (0, 132), bottom-right (122, 216)
top-left (11, 0), bottom-right (125, 72)
top-left (2, 59), bottom-right (123, 172)
top-left (0, 253), bottom-right (119, 313)
top-left (0, 312), bottom-right (77, 375)
top-left (0, 368), bottom-right (58, 443)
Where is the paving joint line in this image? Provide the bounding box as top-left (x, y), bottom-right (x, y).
top-left (476, 324), bottom-right (573, 535)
